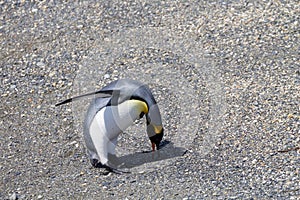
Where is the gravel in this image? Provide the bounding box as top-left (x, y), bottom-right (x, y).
top-left (1, 0), bottom-right (299, 199)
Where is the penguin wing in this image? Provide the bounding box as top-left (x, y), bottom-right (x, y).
top-left (55, 79), bottom-right (153, 106)
top-left (83, 96), bottom-right (112, 162)
top-left (99, 79), bottom-right (156, 106)
top-left (84, 96), bottom-right (112, 127)
top-left (55, 90), bottom-right (118, 106)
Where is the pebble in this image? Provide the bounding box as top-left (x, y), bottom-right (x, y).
top-left (37, 62), bottom-right (45, 67)
top-left (49, 71), bottom-right (56, 77)
top-left (104, 74), bottom-right (110, 79)
top-left (9, 193), bottom-right (17, 200)
top-left (10, 85), bottom-right (16, 90)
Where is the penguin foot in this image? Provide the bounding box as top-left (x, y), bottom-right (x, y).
top-left (90, 159), bottom-right (130, 174)
top-left (90, 159), bottom-right (104, 168)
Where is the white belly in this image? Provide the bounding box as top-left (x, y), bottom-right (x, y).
top-left (89, 100), bottom-right (146, 164)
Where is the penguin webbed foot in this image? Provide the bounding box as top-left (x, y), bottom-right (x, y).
top-left (91, 158), bottom-right (104, 168)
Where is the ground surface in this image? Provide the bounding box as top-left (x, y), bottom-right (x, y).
top-left (1, 1), bottom-right (299, 199)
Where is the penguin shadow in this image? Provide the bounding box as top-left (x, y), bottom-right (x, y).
top-left (108, 140), bottom-right (186, 169)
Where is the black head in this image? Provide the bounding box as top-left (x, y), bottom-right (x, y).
top-left (149, 128), bottom-right (164, 151)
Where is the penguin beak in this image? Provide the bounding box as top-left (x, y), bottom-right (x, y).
top-left (149, 128), bottom-right (164, 151)
top-left (151, 142), bottom-right (160, 151)
top-left (152, 143), bottom-right (156, 151)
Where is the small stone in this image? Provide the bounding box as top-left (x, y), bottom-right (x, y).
top-left (10, 85), bottom-right (16, 90)
top-left (104, 74), bottom-right (110, 79)
top-left (37, 62), bottom-right (45, 67)
top-left (49, 71), bottom-right (56, 77)
top-left (9, 193), bottom-right (18, 200)
top-left (68, 141), bottom-right (77, 145)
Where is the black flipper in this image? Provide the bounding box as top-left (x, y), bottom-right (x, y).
top-left (55, 89), bottom-right (119, 106)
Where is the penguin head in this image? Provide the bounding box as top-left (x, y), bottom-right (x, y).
top-left (148, 126), bottom-right (164, 151)
top-left (145, 104), bottom-right (164, 151)
top-left (113, 79), bottom-right (164, 151)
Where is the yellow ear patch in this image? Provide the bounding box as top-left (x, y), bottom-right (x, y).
top-left (153, 125), bottom-right (163, 134)
top-left (130, 100), bottom-right (148, 114)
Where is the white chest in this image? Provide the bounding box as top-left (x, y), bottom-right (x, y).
top-left (89, 100), bottom-right (147, 140)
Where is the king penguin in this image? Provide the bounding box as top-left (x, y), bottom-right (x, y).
top-left (56, 79), bottom-right (164, 172)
